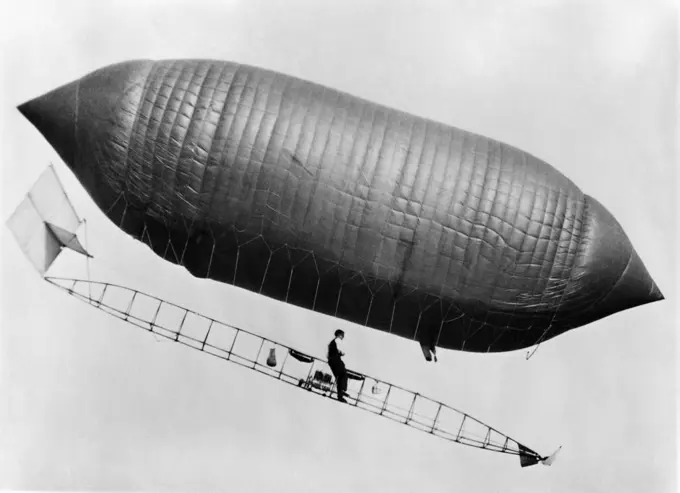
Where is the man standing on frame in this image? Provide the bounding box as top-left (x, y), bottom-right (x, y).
top-left (327, 329), bottom-right (349, 403)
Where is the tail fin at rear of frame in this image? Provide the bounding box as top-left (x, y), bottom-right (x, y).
top-left (6, 165), bottom-right (91, 276)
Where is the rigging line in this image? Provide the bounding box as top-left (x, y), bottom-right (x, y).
top-left (525, 324), bottom-right (548, 360)
top-left (84, 219), bottom-right (92, 301)
top-left (49, 162), bottom-right (82, 224)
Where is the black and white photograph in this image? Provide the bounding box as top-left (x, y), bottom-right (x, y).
top-left (1, 1), bottom-right (676, 491)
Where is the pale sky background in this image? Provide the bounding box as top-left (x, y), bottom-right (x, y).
top-left (0, 1), bottom-right (677, 491)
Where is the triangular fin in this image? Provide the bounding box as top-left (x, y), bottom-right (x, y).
top-left (5, 165), bottom-right (89, 275)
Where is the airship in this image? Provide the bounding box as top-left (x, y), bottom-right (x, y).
top-left (17, 59), bottom-right (664, 360)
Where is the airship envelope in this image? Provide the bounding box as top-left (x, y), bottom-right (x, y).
top-left (17, 59), bottom-right (664, 355)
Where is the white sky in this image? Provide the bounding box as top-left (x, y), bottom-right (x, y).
top-left (1, 1), bottom-right (677, 491)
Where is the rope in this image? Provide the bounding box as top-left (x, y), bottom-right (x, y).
top-left (83, 218), bottom-right (93, 301)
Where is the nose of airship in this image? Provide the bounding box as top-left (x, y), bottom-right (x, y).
top-left (18, 80), bottom-right (77, 167)
top-left (17, 60), bottom-right (154, 184)
top-left (571, 195), bottom-right (663, 324)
